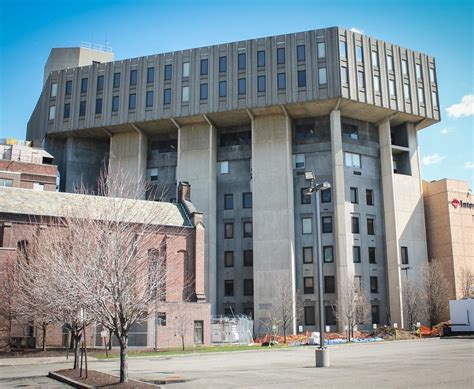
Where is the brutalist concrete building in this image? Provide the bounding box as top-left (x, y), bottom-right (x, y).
top-left (27, 27), bottom-right (440, 332)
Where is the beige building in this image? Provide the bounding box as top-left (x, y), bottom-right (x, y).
top-left (423, 179), bottom-right (474, 300)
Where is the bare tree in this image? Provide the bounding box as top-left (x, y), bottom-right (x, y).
top-left (333, 275), bottom-right (370, 341)
top-left (403, 280), bottom-right (423, 331)
top-left (420, 261), bottom-right (449, 329)
top-left (457, 266), bottom-right (474, 299)
top-left (173, 302), bottom-right (190, 351)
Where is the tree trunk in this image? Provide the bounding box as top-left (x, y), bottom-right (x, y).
top-left (119, 336), bottom-right (129, 383)
top-left (108, 328), bottom-right (113, 350)
top-left (283, 328), bottom-right (287, 345)
top-left (181, 335), bottom-right (185, 351)
top-left (42, 323), bottom-right (47, 352)
top-left (73, 332), bottom-right (82, 369)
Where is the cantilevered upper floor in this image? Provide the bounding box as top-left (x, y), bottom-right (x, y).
top-left (27, 27), bottom-right (440, 143)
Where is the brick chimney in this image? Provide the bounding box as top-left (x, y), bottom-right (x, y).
top-left (178, 181), bottom-right (191, 202)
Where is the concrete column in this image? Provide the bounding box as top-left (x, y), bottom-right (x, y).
top-left (251, 113), bottom-right (296, 335)
top-left (379, 119), bottom-right (404, 326)
top-left (176, 122), bottom-right (217, 314)
top-left (330, 109), bottom-right (349, 330)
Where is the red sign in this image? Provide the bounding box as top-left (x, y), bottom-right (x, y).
top-left (451, 199), bottom-right (461, 208)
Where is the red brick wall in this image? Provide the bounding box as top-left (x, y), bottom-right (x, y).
top-left (0, 160), bottom-right (57, 191)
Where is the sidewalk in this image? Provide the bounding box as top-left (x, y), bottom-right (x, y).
top-left (0, 355), bottom-right (97, 366)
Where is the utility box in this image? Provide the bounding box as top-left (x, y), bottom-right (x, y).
top-left (449, 299), bottom-right (474, 333)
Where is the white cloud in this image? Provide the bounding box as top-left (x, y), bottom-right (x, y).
top-left (446, 94), bottom-right (474, 118)
top-left (440, 127), bottom-right (453, 135)
top-left (422, 154), bottom-right (446, 166)
top-left (350, 27), bottom-right (364, 34)
top-left (464, 161), bottom-right (474, 169)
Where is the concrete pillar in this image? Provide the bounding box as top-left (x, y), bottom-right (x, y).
top-left (251, 113), bottom-right (296, 335)
top-left (330, 109), bottom-right (349, 330)
top-left (379, 119), bottom-right (404, 326)
top-left (176, 122), bottom-right (217, 314)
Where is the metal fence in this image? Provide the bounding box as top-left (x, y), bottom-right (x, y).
top-left (211, 316), bottom-right (254, 345)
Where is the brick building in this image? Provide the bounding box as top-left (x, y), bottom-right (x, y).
top-left (0, 182), bottom-right (211, 351)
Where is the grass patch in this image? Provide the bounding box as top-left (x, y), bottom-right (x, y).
top-left (92, 344), bottom-right (288, 359)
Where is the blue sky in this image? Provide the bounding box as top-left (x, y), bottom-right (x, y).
top-left (0, 0), bottom-right (472, 185)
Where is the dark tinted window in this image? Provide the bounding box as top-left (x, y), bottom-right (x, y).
top-left (220, 131), bottom-right (251, 147)
top-left (401, 246), bottom-right (409, 264)
top-left (65, 80), bottom-right (72, 95)
top-left (277, 48), bottom-right (285, 64)
top-left (224, 194), bottom-right (233, 210)
top-left (63, 103), bottom-right (70, 119)
top-left (219, 81), bottom-right (227, 97)
top-left (352, 216), bottom-right (360, 234)
top-left (113, 72), bottom-right (121, 88)
top-left (224, 223), bottom-right (234, 239)
top-left (353, 246), bottom-right (361, 263)
top-left (130, 69), bottom-right (137, 86)
top-left (322, 216), bottom-right (332, 233)
top-left (304, 277), bottom-right (314, 294)
top-left (370, 276), bottom-right (378, 293)
top-left (243, 250), bottom-right (253, 267)
top-left (371, 305), bottom-right (380, 324)
top-left (224, 280), bottom-right (234, 296)
top-left (277, 73), bottom-right (286, 90)
top-left (297, 45), bottom-right (305, 61)
top-left (350, 187), bottom-right (358, 204)
top-left (163, 88), bottom-right (171, 105)
top-left (243, 192), bottom-right (252, 208)
top-left (129, 93), bottom-right (136, 110)
top-left (200, 83), bottom-right (208, 100)
top-left (147, 67), bottom-right (155, 83)
top-left (224, 251), bottom-right (234, 267)
top-left (324, 276), bottom-right (335, 293)
top-left (301, 188), bottom-right (311, 204)
top-left (366, 189), bottom-right (374, 206)
top-left (305, 306), bottom-right (315, 325)
top-left (257, 50), bottom-right (265, 67)
top-left (257, 75), bottom-right (266, 92)
top-left (164, 64), bottom-right (172, 81)
top-left (79, 101), bottom-right (86, 116)
top-left (95, 98), bottom-right (102, 114)
top-left (200, 59), bottom-right (208, 75)
top-left (238, 53), bottom-right (246, 70)
top-left (97, 75), bottom-right (104, 91)
top-left (146, 91), bottom-right (153, 107)
top-left (369, 247), bottom-right (376, 264)
top-left (297, 70), bottom-right (306, 87)
top-left (367, 218), bottom-right (375, 235)
top-left (219, 56), bottom-right (227, 72)
top-left (325, 306), bottom-right (336, 326)
top-left (81, 78), bottom-right (88, 93)
top-left (238, 78), bottom-right (246, 95)
top-left (112, 96), bottom-right (119, 112)
top-left (244, 279), bottom-right (253, 296)
top-left (323, 246), bottom-right (333, 262)
top-left (321, 188), bottom-right (331, 203)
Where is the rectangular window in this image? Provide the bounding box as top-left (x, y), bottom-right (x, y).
top-left (302, 217), bottom-right (312, 234)
top-left (374, 75), bottom-right (381, 93)
top-left (432, 91), bottom-right (438, 108)
top-left (111, 95), bottom-right (119, 112)
top-left (164, 64), bottom-right (172, 81)
top-left (353, 246), bottom-right (361, 263)
top-left (318, 68), bottom-right (327, 85)
top-left (370, 276), bottom-right (378, 293)
top-left (244, 279), bottom-right (254, 296)
top-left (371, 305), bottom-right (380, 324)
top-left (244, 250), bottom-right (253, 267)
top-left (257, 75), bottom-right (266, 93)
top-left (64, 103), bottom-right (70, 118)
top-left (317, 42), bottom-right (326, 59)
top-left (339, 41), bottom-right (347, 58)
top-left (200, 59), bottom-right (208, 76)
top-left (324, 276), bottom-right (335, 294)
top-left (48, 105), bottom-right (56, 121)
top-left (238, 53), bottom-right (246, 70)
top-left (304, 277), bottom-right (314, 294)
top-left (301, 188), bottom-right (311, 204)
top-left (163, 88), bottom-right (171, 105)
top-left (128, 93), bottom-right (136, 110)
top-left (402, 59), bottom-right (408, 75)
top-left (224, 251), bottom-right (234, 267)
top-left (219, 56), bottom-right (227, 73)
top-left (257, 50), bottom-right (265, 67)
top-left (371, 51), bottom-right (378, 67)
top-left (79, 101), bottom-right (86, 117)
top-left (321, 188), bottom-right (331, 203)
top-left (220, 161), bottom-right (229, 174)
top-left (243, 192), bottom-right (252, 209)
top-left (325, 305), bottom-right (336, 326)
top-left (297, 70), bottom-right (306, 87)
top-left (401, 246), bottom-right (409, 265)
top-left (200, 83), bottom-right (208, 100)
top-left (277, 47), bottom-right (285, 64)
top-left (219, 81), bottom-right (227, 97)
top-left (96, 75), bottom-right (104, 92)
top-left (224, 194), bottom-right (233, 210)
top-left (130, 69), bottom-right (137, 86)
top-left (345, 152), bottom-right (361, 168)
top-left (238, 78), bottom-right (246, 95)
top-left (0, 179), bottom-right (13, 187)
top-left (350, 187), bottom-right (358, 204)
top-left (341, 66), bottom-right (348, 84)
top-left (224, 280), bottom-right (234, 296)
top-left (367, 218), bottom-right (375, 235)
top-left (182, 62), bottom-right (190, 78)
top-left (50, 83), bottom-right (58, 98)
top-left (113, 72), bottom-right (121, 88)
top-left (352, 216), bottom-right (360, 234)
top-left (322, 216), bottom-right (332, 233)
top-left (156, 312), bottom-right (166, 326)
top-left (224, 223), bottom-right (234, 239)
top-left (277, 73), bottom-right (286, 90)
top-left (294, 153), bottom-right (305, 169)
top-left (303, 247), bottom-right (313, 264)
top-left (369, 247), bottom-right (376, 264)
top-left (343, 124), bottom-right (359, 140)
top-left (404, 84), bottom-right (411, 101)
top-left (357, 71), bottom-right (365, 89)
top-left (243, 221), bottom-right (253, 238)
top-left (146, 91), bottom-right (154, 107)
top-left (429, 68), bottom-right (436, 84)
top-left (95, 98), bottom-right (102, 114)
top-left (323, 246), bottom-right (333, 263)
top-left (366, 189), bottom-right (374, 206)
top-left (416, 63), bottom-right (422, 80)
top-left (182, 86), bottom-right (190, 102)
top-left (80, 78), bottom-right (88, 94)
top-left (147, 67), bottom-right (155, 83)
top-left (297, 45), bottom-right (305, 61)
top-left (304, 306), bottom-right (315, 325)
top-left (65, 80), bottom-right (72, 96)
top-left (387, 55), bottom-right (394, 72)
top-left (356, 45), bottom-right (363, 62)
top-left (418, 87), bottom-right (424, 104)
top-left (389, 80), bottom-right (396, 97)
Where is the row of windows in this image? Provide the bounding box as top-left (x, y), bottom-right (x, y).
top-left (299, 186), bottom-right (374, 206)
top-left (293, 151), bottom-right (362, 170)
top-left (224, 193), bottom-right (252, 210)
top-left (224, 279), bottom-right (253, 297)
top-left (305, 303), bottom-right (381, 326)
top-left (303, 275), bottom-right (379, 296)
top-left (224, 221), bottom-right (252, 239)
top-left (224, 250), bottom-right (253, 267)
top-left (301, 215), bottom-right (375, 235)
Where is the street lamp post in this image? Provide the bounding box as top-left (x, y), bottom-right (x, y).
top-left (304, 171), bottom-right (331, 368)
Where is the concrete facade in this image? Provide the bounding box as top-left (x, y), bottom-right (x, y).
top-left (26, 27), bottom-right (440, 333)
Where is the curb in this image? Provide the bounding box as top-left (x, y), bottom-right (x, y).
top-left (48, 371), bottom-right (93, 389)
